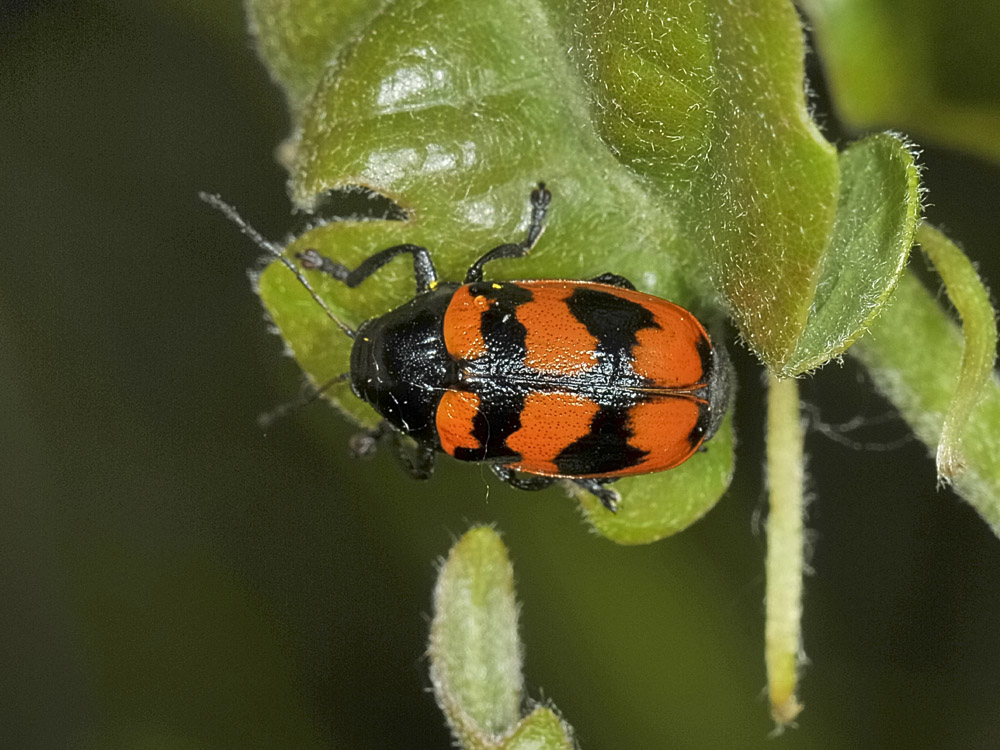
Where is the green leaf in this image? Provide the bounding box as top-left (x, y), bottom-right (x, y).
top-left (853, 270), bottom-right (1000, 536)
top-left (429, 527), bottom-right (524, 744)
top-left (781, 133), bottom-right (920, 375)
top-left (556, 0), bottom-right (841, 370)
top-left (801, 0), bottom-right (1000, 163)
top-left (255, 0), bottom-right (744, 538)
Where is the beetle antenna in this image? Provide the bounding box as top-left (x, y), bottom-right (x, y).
top-left (200, 192), bottom-right (356, 339)
top-left (257, 372), bottom-right (352, 429)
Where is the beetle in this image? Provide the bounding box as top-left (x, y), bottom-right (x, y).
top-left (205, 184), bottom-right (730, 512)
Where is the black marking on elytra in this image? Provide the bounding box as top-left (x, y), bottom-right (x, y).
top-left (453, 386), bottom-right (523, 462)
top-left (554, 404), bottom-right (649, 475)
top-left (468, 281), bottom-right (534, 302)
top-left (687, 419), bottom-right (707, 451)
top-left (565, 286), bottom-right (660, 362)
top-left (470, 281), bottom-right (534, 364)
top-left (450, 282), bottom-right (535, 461)
top-left (695, 334), bottom-right (713, 384)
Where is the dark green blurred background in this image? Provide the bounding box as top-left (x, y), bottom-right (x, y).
top-left (2, 1), bottom-right (999, 748)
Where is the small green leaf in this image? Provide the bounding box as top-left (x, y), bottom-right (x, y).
top-left (802, 0), bottom-right (1000, 163)
top-left (500, 707), bottom-right (574, 750)
top-left (853, 271), bottom-right (1000, 536)
top-left (429, 527), bottom-right (524, 744)
top-left (781, 133), bottom-right (920, 376)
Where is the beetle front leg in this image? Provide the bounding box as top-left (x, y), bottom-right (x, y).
top-left (297, 243), bottom-right (438, 295)
top-left (465, 182), bottom-right (552, 283)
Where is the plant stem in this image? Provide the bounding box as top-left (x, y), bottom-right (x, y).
top-left (765, 373), bottom-right (805, 727)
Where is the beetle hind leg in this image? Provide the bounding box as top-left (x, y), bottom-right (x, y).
top-left (492, 465), bottom-right (621, 513)
top-left (491, 464), bottom-right (556, 492)
top-left (571, 478), bottom-right (621, 513)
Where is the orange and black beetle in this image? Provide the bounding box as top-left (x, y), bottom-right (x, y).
top-left (285, 183), bottom-right (730, 512)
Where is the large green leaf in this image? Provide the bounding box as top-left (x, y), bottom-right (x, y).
top-left (554, 0), bottom-right (842, 369)
top-left (251, 0), bottom-right (921, 541)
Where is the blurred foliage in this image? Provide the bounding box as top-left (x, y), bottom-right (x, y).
top-left (0, 1), bottom-right (998, 749)
top-left (802, 0), bottom-right (1000, 164)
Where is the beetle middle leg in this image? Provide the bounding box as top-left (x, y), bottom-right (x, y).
top-left (349, 421), bottom-right (436, 479)
top-left (492, 465), bottom-right (620, 513)
top-left (589, 272), bottom-right (636, 290)
top-left (465, 182), bottom-right (552, 283)
top-left (297, 243), bottom-right (438, 295)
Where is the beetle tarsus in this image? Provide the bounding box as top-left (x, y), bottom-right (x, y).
top-left (464, 181), bottom-right (552, 283)
top-left (396, 441), bottom-right (435, 480)
top-left (572, 478), bottom-right (621, 513)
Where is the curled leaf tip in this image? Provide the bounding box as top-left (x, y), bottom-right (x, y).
top-left (916, 223), bottom-right (998, 490)
top-left (770, 695), bottom-right (804, 730)
top-left (936, 443), bottom-right (967, 485)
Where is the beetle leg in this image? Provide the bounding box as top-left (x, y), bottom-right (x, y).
top-left (348, 421), bottom-right (391, 459)
top-left (589, 272), bottom-right (636, 290)
top-left (491, 464), bottom-right (556, 492)
top-left (392, 435), bottom-right (436, 480)
top-left (348, 422), bottom-right (435, 479)
top-left (297, 244), bottom-right (438, 295)
top-left (465, 182), bottom-right (552, 282)
top-left (571, 478), bottom-right (621, 513)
